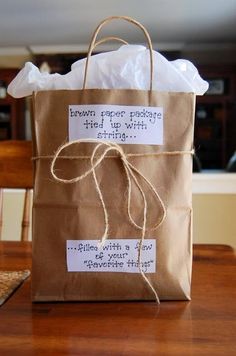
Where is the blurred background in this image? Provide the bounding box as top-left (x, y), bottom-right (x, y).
top-left (0, 0), bottom-right (235, 247)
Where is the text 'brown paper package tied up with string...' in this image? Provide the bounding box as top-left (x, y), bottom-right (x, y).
top-left (31, 16), bottom-right (196, 302)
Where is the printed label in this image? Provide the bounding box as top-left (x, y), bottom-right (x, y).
top-left (67, 239), bottom-right (156, 273)
top-left (69, 104), bottom-right (163, 145)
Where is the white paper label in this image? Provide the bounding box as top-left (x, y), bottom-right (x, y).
top-left (67, 239), bottom-right (156, 273)
top-left (69, 104), bottom-right (163, 145)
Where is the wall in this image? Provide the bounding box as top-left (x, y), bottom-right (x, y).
top-left (1, 190), bottom-right (32, 241)
top-left (193, 194), bottom-right (236, 248)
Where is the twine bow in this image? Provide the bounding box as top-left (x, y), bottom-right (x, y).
top-left (50, 139), bottom-right (167, 302)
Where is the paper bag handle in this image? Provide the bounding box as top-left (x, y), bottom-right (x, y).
top-left (83, 16), bottom-right (154, 91)
top-left (93, 36), bottom-right (128, 51)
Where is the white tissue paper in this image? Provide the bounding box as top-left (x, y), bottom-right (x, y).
top-left (7, 45), bottom-right (209, 98)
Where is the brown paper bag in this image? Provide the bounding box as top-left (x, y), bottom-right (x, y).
top-left (31, 16), bottom-right (195, 302)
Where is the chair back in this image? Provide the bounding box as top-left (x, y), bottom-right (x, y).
top-left (0, 140), bottom-right (33, 241)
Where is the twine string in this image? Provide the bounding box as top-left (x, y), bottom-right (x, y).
top-left (83, 16), bottom-right (154, 91)
top-left (90, 141), bottom-right (161, 301)
top-left (42, 138), bottom-right (194, 303)
top-left (50, 139), bottom-right (168, 302)
top-left (89, 141), bottom-right (161, 302)
top-left (34, 149), bottom-right (195, 161)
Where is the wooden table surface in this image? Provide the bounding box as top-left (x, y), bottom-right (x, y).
top-left (0, 241), bottom-right (235, 356)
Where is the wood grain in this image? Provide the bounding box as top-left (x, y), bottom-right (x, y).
top-left (0, 140), bottom-right (33, 188)
top-left (0, 242), bottom-right (235, 355)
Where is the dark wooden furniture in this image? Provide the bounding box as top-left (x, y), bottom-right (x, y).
top-left (0, 140), bottom-right (33, 241)
top-left (195, 65), bottom-right (236, 169)
top-left (0, 242), bottom-right (235, 355)
top-left (0, 68), bottom-right (25, 140)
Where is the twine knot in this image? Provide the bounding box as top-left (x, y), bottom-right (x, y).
top-left (50, 139), bottom-right (167, 302)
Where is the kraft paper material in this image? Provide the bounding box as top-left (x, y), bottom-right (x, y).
top-left (31, 89), bottom-right (195, 301)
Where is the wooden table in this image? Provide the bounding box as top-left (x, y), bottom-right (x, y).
top-left (0, 242), bottom-right (235, 355)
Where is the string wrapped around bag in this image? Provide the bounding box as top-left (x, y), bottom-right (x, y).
top-left (38, 138), bottom-right (194, 303)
